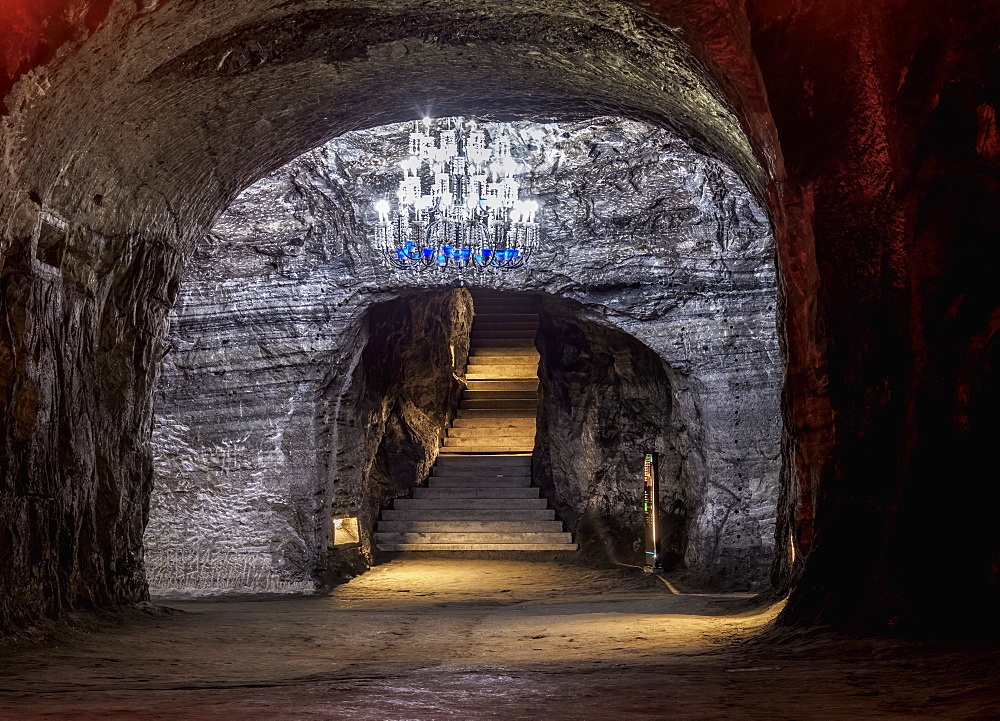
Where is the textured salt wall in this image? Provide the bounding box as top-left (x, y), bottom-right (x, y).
top-left (0, 0), bottom-right (775, 635)
top-left (533, 299), bottom-right (684, 567)
top-left (319, 289), bottom-right (473, 578)
top-left (144, 289), bottom-right (472, 594)
top-left (2, 0), bottom-right (995, 637)
top-left (533, 294), bottom-right (777, 589)
top-left (146, 116), bottom-right (779, 592)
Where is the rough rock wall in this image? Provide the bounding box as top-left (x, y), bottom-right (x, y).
top-left (0, 0), bottom-right (778, 635)
top-left (533, 298), bottom-right (685, 568)
top-left (146, 283), bottom-right (470, 594)
top-left (0, 216), bottom-right (178, 629)
top-left (533, 295), bottom-right (774, 587)
top-left (145, 117), bottom-right (779, 593)
top-left (319, 289), bottom-right (472, 578)
top-left (748, 1), bottom-right (1000, 636)
top-left (1, 0), bottom-right (997, 637)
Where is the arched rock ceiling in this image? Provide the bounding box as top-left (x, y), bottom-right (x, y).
top-left (0, 0), bottom-right (762, 251)
top-left (150, 115), bottom-right (779, 592)
top-left (197, 115), bottom-right (770, 286)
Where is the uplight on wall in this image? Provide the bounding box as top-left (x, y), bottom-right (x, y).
top-left (331, 516), bottom-right (360, 548)
top-left (643, 452), bottom-right (662, 573)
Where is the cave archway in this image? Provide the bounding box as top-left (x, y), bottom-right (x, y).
top-left (145, 282), bottom-right (779, 594)
top-left (137, 113), bottom-right (779, 595)
top-left (2, 1), bottom-right (783, 628)
top-left (2, 0), bottom-right (998, 647)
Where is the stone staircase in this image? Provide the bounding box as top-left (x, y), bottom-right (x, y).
top-left (375, 291), bottom-right (577, 552)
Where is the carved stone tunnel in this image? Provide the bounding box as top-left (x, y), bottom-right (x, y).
top-left (143, 117), bottom-right (780, 593)
top-left (1, 1), bottom-right (999, 715)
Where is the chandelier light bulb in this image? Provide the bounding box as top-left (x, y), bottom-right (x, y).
top-left (510, 201), bottom-right (524, 223)
top-left (524, 200), bottom-right (539, 221)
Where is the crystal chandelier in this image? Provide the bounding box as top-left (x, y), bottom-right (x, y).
top-left (372, 117), bottom-right (540, 272)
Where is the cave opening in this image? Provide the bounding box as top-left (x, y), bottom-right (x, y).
top-left (324, 284), bottom-right (781, 589)
top-left (4, 1), bottom-right (999, 715)
top-left (142, 113), bottom-right (781, 597)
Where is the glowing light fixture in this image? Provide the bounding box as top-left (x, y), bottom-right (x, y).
top-left (332, 516), bottom-right (360, 548)
top-left (371, 117), bottom-right (540, 272)
top-left (643, 452), bottom-right (662, 573)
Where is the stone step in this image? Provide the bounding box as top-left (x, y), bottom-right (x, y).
top-left (444, 418), bottom-right (535, 430)
top-left (432, 461), bottom-right (530, 471)
top-left (469, 303), bottom-right (537, 313)
top-left (470, 347), bottom-right (540, 357)
top-left (428, 476), bottom-right (531, 487)
top-left (381, 508), bottom-right (555, 521)
top-left (431, 467), bottom-right (530, 478)
top-left (435, 454), bottom-right (530, 465)
top-left (435, 451), bottom-right (531, 462)
top-left (377, 521), bottom-right (564, 533)
top-left (465, 372), bottom-right (538, 382)
top-left (451, 417), bottom-right (535, 428)
top-left (463, 390), bottom-right (537, 400)
top-left (466, 365), bottom-right (538, 376)
top-left (432, 465), bottom-right (530, 476)
top-left (440, 448), bottom-right (533, 455)
top-left (469, 338), bottom-right (535, 347)
top-left (441, 441), bottom-right (534, 451)
top-left (466, 356), bottom-right (538, 363)
top-left (466, 355), bottom-right (538, 368)
top-left (471, 330), bottom-right (537, 340)
top-left (392, 498), bottom-right (549, 510)
top-left (440, 447), bottom-right (534, 455)
top-left (470, 296), bottom-right (537, 306)
top-left (465, 380), bottom-right (538, 391)
top-left (441, 429), bottom-right (535, 444)
top-left (377, 543), bottom-right (578, 552)
top-left (460, 399), bottom-right (537, 409)
top-left (454, 409), bottom-right (537, 418)
top-left (375, 532), bottom-right (574, 544)
top-left (465, 363), bottom-right (539, 372)
top-left (472, 320), bottom-right (539, 330)
top-left (441, 436), bottom-right (535, 453)
top-left (445, 426), bottom-right (534, 438)
top-left (442, 437), bottom-right (533, 448)
top-left (413, 487), bottom-right (539, 499)
top-left (472, 320), bottom-right (538, 329)
top-left (447, 419), bottom-right (535, 429)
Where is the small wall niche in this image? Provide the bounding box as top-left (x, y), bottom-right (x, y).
top-left (34, 212), bottom-right (68, 269)
top-left (331, 517), bottom-right (361, 548)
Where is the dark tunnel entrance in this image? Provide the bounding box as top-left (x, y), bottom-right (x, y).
top-left (325, 287), bottom-right (696, 576)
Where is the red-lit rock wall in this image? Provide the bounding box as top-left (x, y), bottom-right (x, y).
top-left (747, 0), bottom-right (1000, 635)
top-left (0, 0), bottom-right (114, 114)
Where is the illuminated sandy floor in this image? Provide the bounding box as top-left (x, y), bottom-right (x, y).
top-left (1, 558), bottom-right (997, 719)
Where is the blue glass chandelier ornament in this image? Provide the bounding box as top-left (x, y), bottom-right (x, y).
top-left (372, 117), bottom-right (540, 272)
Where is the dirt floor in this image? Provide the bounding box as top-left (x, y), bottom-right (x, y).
top-left (1, 557), bottom-right (998, 719)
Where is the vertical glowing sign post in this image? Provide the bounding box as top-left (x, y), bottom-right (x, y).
top-left (643, 452), bottom-right (662, 573)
